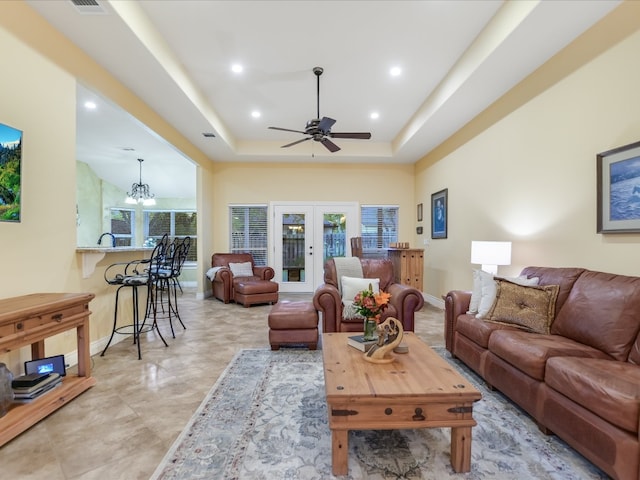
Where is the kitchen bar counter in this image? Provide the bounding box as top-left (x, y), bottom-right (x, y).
top-left (76, 247), bottom-right (154, 278)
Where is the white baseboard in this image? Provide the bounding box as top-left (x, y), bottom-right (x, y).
top-left (63, 334), bottom-right (127, 369)
top-left (423, 292), bottom-right (444, 309)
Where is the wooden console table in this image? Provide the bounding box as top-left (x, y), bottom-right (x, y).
top-left (387, 248), bottom-right (424, 290)
top-left (0, 293), bottom-right (96, 447)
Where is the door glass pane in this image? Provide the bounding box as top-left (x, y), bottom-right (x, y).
top-left (282, 213), bottom-right (305, 282)
top-left (323, 213), bottom-right (347, 262)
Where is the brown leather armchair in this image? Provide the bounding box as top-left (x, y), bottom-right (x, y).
top-left (210, 253), bottom-right (278, 306)
top-left (313, 257), bottom-right (424, 333)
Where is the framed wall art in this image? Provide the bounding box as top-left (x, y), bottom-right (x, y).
top-left (417, 203), bottom-right (423, 222)
top-left (431, 188), bottom-right (447, 239)
top-left (597, 140), bottom-right (640, 233)
top-left (0, 122), bottom-right (22, 222)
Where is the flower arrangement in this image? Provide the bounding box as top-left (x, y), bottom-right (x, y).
top-left (353, 284), bottom-right (391, 322)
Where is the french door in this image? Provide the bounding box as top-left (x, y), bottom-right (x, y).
top-left (272, 202), bottom-right (358, 293)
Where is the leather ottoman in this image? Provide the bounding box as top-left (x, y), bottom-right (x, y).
top-left (268, 301), bottom-right (319, 350)
top-left (233, 280), bottom-right (279, 307)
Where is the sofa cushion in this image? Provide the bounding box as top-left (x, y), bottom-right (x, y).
top-left (552, 270), bottom-right (640, 361)
top-left (519, 266), bottom-right (584, 313)
top-left (475, 273), bottom-right (539, 319)
top-left (488, 330), bottom-right (612, 381)
top-left (486, 280), bottom-right (559, 334)
top-left (341, 276), bottom-right (380, 304)
top-left (467, 269), bottom-right (485, 314)
top-left (545, 356), bottom-right (640, 434)
top-left (456, 313), bottom-right (517, 348)
top-left (229, 261), bottom-right (254, 277)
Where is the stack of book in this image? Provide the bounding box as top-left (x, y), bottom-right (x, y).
top-left (347, 335), bottom-right (378, 352)
top-left (11, 372), bottom-right (62, 403)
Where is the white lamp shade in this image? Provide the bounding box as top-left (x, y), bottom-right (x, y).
top-left (471, 241), bottom-right (512, 266)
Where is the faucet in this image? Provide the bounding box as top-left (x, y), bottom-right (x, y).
top-left (97, 232), bottom-right (116, 247)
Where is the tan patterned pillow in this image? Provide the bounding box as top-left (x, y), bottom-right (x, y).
top-left (486, 280), bottom-right (560, 334)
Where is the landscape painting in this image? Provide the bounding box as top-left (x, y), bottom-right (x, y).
top-left (0, 122), bottom-right (22, 222)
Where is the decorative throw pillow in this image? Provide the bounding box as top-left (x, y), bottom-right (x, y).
top-left (341, 276), bottom-right (380, 305)
top-left (476, 273), bottom-right (539, 319)
top-left (228, 261), bottom-right (254, 277)
top-left (468, 269), bottom-right (487, 314)
top-left (485, 280), bottom-right (560, 334)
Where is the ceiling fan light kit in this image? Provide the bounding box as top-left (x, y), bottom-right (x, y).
top-left (268, 66), bottom-right (371, 153)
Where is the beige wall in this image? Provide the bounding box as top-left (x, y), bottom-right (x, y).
top-left (0, 4), bottom-right (210, 372)
top-left (0, 26), bottom-right (85, 371)
top-left (210, 161), bottom-right (416, 252)
top-left (415, 4), bottom-right (640, 300)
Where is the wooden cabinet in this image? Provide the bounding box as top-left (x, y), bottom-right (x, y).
top-left (387, 248), bottom-right (424, 291)
top-left (0, 293), bottom-right (96, 447)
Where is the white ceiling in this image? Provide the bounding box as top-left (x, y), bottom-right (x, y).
top-left (27, 0), bottom-right (620, 198)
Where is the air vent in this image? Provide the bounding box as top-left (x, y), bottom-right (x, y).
top-left (70, 0), bottom-right (107, 15)
top-left (202, 132), bottom-right (216, 138)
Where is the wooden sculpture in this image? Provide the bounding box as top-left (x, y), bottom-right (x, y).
top-left (363, 317), bottom-right (404, 364)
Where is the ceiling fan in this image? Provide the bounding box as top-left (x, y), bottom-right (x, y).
top-left (268, 66), bottom-right (371, 153)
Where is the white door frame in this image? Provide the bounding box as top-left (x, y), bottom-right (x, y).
top-left (270, 201), bottom-right (359, 292)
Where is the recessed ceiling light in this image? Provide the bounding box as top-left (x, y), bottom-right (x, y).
top-left (231, 64), bottom-right (243, 74)
top-left (84, 101), bottom-right (97, 110)
top-left (251, 111), bottom-right (261, 118)
top-left (370, 112), bottom-right (380, 120)
top-left (390, 66), bottom-right (402, 77)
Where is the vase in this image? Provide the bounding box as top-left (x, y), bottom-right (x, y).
top-left (0, 363), bottom-right (13, 418)
top-left (363, 318), bottom-right (377, 341)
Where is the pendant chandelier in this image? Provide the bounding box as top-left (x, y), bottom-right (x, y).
top-left (125, 158), bottom-right (156, 206)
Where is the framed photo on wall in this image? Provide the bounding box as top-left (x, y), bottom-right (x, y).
top-left (597, 140), bottom-right (640, 233)
top-left (0, 122), bottom-right (22, 222)
top-left (431, 188), bottom-right (447, 239)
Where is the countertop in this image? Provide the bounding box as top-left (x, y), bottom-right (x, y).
top-left (76, 247), bottom-right (154, 277)
top-left (76, 247), bottom-right (154, 253)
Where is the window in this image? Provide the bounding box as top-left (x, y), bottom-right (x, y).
top-left (230, 205), bottom-right (268, 266)
top-left (360, 205), bottom-right (398, 257)
top-left (143, 210), bottom-right (197, 262)
top-left (110, 208), bottom-right (134, 246)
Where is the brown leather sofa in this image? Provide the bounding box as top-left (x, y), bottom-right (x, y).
top-left (210, 253), bottom-right (278, 307)
top-left (313, 257), bottom-right (424, 333)
top-left (444, 266), bottom-right (640, 480)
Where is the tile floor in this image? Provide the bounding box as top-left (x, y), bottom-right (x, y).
top-left (0, 291), bottom-right (444, 480)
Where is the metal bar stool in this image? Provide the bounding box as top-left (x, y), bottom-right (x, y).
top-left (101, 243), bottom-right (169, 360)
top-left (147, 239), bottom-right (187, 338)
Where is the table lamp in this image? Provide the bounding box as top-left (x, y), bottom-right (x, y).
top-left (471, 241), bottom-right (512, 275)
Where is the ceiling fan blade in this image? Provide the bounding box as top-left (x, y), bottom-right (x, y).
top-left (281, 137), bottom-right (312, 148)
top-left (318, 116), bottom-right (336, 132)
top-left (269, 126), bottom-right (307, 135)
top-left (320, 137), bottom-right (340, 153)
top-left (329, 132), bottom-right (372, 139)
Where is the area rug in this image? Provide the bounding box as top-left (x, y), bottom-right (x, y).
top-left (150, 348), bottom-right (608, 480)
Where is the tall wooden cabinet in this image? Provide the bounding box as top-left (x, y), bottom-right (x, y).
top-left (0, 292), bottom-right (96, 446)
top-left (387, 248), bottom-right (424, 291)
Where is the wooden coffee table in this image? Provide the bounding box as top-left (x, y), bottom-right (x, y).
top-left (322, 332), bottom-right (481, 476)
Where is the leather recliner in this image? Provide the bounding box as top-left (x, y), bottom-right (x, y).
top-left (313, 257), bottom-right (424, 333)
top-left (210, 253), bottom-right (278, 306)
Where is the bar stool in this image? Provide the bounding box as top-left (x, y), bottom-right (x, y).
top-left (147, 238), bottom-right (187, 338)
top-left (101, 242), bottom-right (169, 360)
